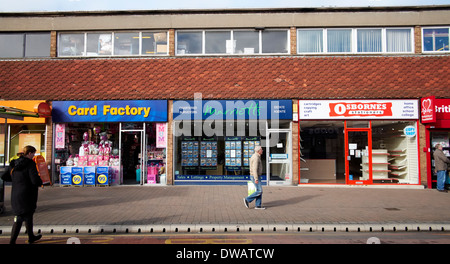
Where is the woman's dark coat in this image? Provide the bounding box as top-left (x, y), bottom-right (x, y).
top-left (2, 157), bottom-right (42, 215)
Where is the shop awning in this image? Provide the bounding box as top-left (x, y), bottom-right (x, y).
top-left (0, 102), bottom-right (51, 121)
top-left (0, 106), bottom-right (39, 121)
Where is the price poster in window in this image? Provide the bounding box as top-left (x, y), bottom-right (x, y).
top-left (243, 136), bottom-right (260, 168)
top-left (200, 137), bottom-right (217, 169)
top-left (181, 137), bottom-right (199, 170)
top-left (225, 136), bottom-right (242, 171)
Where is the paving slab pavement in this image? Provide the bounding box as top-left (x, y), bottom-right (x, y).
top-left (1, 185), bottom-right (450, 234)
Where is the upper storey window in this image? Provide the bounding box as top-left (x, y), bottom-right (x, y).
top-left (422, 27), bottom-right (449, 53)
top-left (58, 31), bottom-right (169, 57)
top-left (0, 32), bottom-right (51, 58)
top-left (176, 29), bottom-right (289, 55)
top-left (297, 28), bottom-right (413, 54)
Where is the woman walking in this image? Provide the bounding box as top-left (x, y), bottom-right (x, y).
top-left (2, 145), bottom-right (42, 244)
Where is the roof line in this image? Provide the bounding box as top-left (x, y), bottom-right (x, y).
top-left (1, 5), bottom-right (450, 17)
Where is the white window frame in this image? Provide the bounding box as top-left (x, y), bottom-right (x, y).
top-left (175, 29), bottom-right (290, 56)
top-left (297, 27), bottom-right (414, 55)
top-left (421, 26), bottom-right (450, 53)
top-left (58, 31), bottom-right (169, 57)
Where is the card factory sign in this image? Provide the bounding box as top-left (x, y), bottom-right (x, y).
top-left (299, 100), bottom-right (418, 120)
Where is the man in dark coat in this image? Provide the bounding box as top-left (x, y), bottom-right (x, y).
top-left (1, 145), bottom-right (42, 244)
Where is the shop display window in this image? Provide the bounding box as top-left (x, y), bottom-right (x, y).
top-left (54, 123), bottom-right (120, 169)
top-left (8, 124), bottom-right (46, 162)
top-left (54, 122), bottom-right (167, 185)
top-left (371, 121), bottom-right (419, 184)
top-left (299, 121), bottom-right (346, 184)
top-left (299, 120), bottom-right (419, 185)
top-left (174, 120), bottom-right (266, 178)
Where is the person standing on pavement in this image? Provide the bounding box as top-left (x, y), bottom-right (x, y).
top-left (434, 144), bottom-right (450, 193)
top-left (1, 146), bottom-right (42, 244)
top-left (243, 145), bottom-right (265, 210)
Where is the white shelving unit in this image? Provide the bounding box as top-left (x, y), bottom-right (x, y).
top-left (361, 149), bottom-right (392, 182)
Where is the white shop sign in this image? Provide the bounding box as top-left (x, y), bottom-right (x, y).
top-left (299, 100), bottom-right (418, 120)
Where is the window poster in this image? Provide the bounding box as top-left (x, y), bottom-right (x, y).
top-left (200, 137), bottom-right (217, 169)
top-left (181, 137), bottom-right (199, 169)
top-left (19, 133), bottom-right (41, 154)
top-left (225, 136), bottom-right (242, 170)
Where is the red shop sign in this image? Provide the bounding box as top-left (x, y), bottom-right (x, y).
top-left (435, 98), bottom-right (450, 121)
top-left (421, 96), bottom-right (436, 123)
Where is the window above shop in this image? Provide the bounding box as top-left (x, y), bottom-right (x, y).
top-left (175, 29), bottom-right (289, 56)
top-left (422, 26), bottom-right (450, 53)
top-left (297, 28), bottom-right (414, 54)
top-left (58, 31), bottom-right (169, 57)
top-left (0, 32), bottom-right (51, 58)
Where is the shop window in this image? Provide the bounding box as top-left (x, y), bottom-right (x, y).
top-left (371, 121), bottom-right (419, 184)
top-left (299, 121), bottom-right (346, 184)
top-left (299, 120), bottom-right (419, 185)
top-left (0, 32), bottom-right (50, 58)
top-left (54, 123), bottom-right (120, 182)
top-left (423, 27), bottom-right (450, 52)
top-left (174, 120), bottom-right (267, 179)
top-left (8, 124), bottom-right (46, 161)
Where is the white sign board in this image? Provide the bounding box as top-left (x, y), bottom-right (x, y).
top-left (299, 100), bottom-right (418, 120)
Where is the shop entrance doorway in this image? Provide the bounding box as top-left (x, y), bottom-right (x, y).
top-left (345, 128), bottom-right (372, 184)
top-left (267, 128), bottom-right (292, 186)
top-left (120, 123), bottom-right (146, 185)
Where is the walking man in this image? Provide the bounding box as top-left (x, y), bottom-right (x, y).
top-left (434, 143), bottom-right (450, 192)
top-left (243, 145), bottom-right (265, 209)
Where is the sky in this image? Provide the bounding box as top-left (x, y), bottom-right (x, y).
top-left (0, 0), bottom-right (450, 12)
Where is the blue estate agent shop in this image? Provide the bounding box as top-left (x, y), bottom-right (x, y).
top-left (51, 100), bottom-right (168, 186)
top-left (172, 99), bottom-right (293, 186)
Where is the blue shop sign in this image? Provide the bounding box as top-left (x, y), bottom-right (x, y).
top-left (173, 100), bottom-right (292, 120)
top-left (52, 100), bottom-right (168, 123)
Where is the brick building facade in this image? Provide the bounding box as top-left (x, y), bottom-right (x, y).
top-left (1, 6), bottom-right (449, 187)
